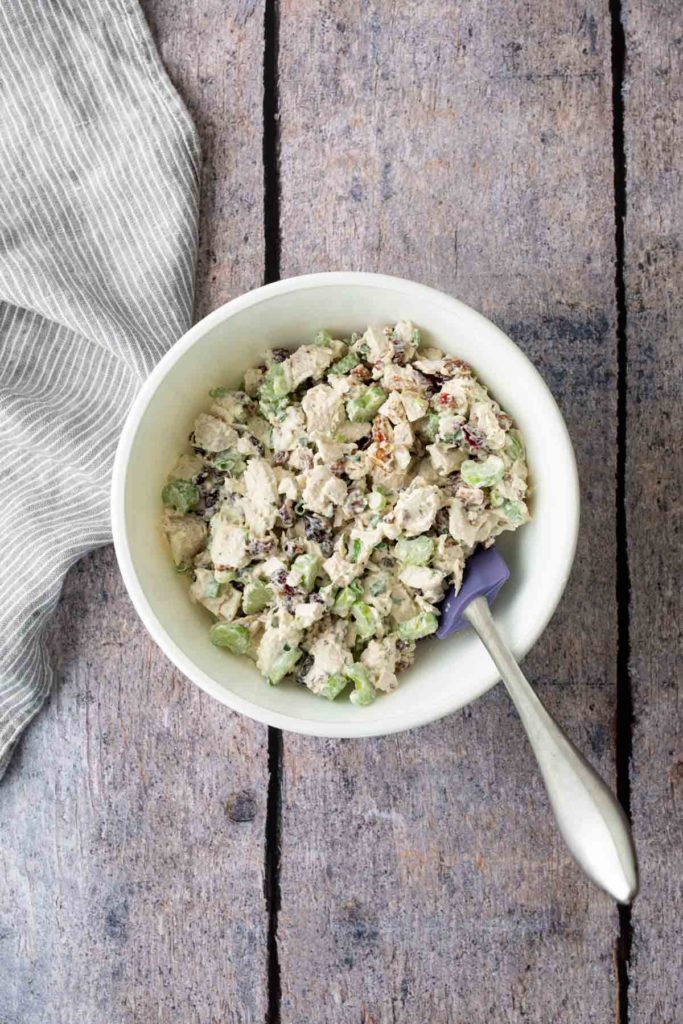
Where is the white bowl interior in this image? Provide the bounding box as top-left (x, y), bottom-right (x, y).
top-left (113, 275), bottom-right (578, 737)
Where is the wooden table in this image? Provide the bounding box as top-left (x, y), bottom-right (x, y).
top-left (1, 2), bottom-right (680, 1021)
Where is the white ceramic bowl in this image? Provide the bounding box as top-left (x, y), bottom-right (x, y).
top-left (112, 272), bottom-right (579, 737)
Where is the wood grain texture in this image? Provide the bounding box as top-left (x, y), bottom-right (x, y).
top-left (141, 0), bottom-right (266, 316)
top-left (277, 2), bottom-right (621, 1020)
top-left (0, 5), bottom-right (269, 1023)
top-left (623, 3), bottom-right (683, 1022)
top-left (0, 551), bottom-right (267, 1024)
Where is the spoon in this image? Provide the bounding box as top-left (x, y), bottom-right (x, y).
top-left (437, 546), bottom-right (638, 903)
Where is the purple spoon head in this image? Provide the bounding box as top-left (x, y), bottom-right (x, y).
top-left (436, 545), bottom-right (510, 638)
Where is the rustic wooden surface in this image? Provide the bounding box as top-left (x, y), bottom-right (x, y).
top-left (0, 4), bottom-right (270, 1023)
top-left (277, 2), bottom-right (621, 1021)
top-left (1, 1), bottom-right (680, 1022)
top-left (624, 2), bottom-right (683, 1023)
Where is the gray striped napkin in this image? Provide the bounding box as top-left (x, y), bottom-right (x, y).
top-left (0, 1), bottom-right (200, 776)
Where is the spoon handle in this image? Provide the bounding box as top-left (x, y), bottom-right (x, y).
top-left (464, 596), bottom-right (638, 903)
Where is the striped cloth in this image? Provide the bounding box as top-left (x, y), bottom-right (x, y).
top-left (0, 1), bottom-right (200, 776)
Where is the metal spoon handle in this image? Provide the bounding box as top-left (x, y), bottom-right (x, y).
top-left (464, 596), bottom-right (638, 903)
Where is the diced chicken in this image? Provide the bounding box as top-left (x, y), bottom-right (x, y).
top-left (301, 383), bottom-right (345, 435)
top-left (162, 510), bottom-right (207, 567)
top-left (209, 519), bottom-right (249, 568)
top-left (433, 536), bottom-right (466, 592)
top-left (438, 377), bottom-right (471, 414)
top-left (243, 366), bottom-right (264, 396)
top-left (303, 631), bottom-right (352, 694)
top-left (398, 565), bottom-right (446, 603)
top-left (379, 390), bottom-right (406, 424)
top-left (427, 443), bottom-right (467, 476)
top-left (388, 581), bottom-right (419, 623)
top-left (302, 465), bottom-right (347, 517)
top-left (315, 437), bottom-right (346, 463)
top-left (189, 570), bottom-right (242, 619)
top-left (169, 453), bottom-right (203, 480)
top-left (469, 401), bottom-right (506, 450)
top-left (322, 551), bottom-right (361, 587)
top-left (210, 392), bottom-right (249, 424)
top-left (193, 413), bottom-right (238, 452)
top-left (272, 405), bottom-right (306, 451)
top-left (287, 345), bottom-right (334, 387)
top-left (400, 391), bottom-right (429, 421)
top-left (294, 601), bottom-right (326, 628)
top-left (336, 420), bottom-right (372, 442)
top-left (447, 500), bottom-right (480, 549)
top-left (363, 325), bottom-right (394, 363)
top-left (361, 636), bottom-right (399, 692)
top-left (243, 457), bottom-right (278, 535)
top-left (393, 479), bottom-right (440, 536)
top-left (288, 447), bottom-right (315, 472)
top-left (381, 363), bottom-right (428, 393)
top-left (275, 468), bottom-right (298, 501)
top-left (393, 420), bottom-right (413, 447)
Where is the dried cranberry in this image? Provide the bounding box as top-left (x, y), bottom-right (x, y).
top-left (434, 508), bottom-right (450, 533)
top-left (296, 654), bottom-right (314, 685)
top-left (462, 426), bottom-right (484, 452)
top-left (303, 514), bottom-right (330, 544)
top-left (273, 450), bottom-right (289, 466)
top-left (248, 538), bottom-right (274, 558)
top-left (277, 501), bottom-right (295, 528)
top-left (282, 537), bottom-right (304, 558)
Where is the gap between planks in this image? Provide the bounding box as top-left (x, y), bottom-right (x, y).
top-left (260, 2), bottom-right (634, 1023)
top-left (263, 2), bottom-right (282, 1024)
top-left (609, 0), bottom-right (634, 1022)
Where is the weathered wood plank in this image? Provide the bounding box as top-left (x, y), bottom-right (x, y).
top-left (277, 2), bottom-right (621, 1020)
top-left (623, 3), bottom-right (683, 1021)
top-left (0, 5), bottom-right (269, 1022)
top-left (142, 0), bottom-right (266, 316)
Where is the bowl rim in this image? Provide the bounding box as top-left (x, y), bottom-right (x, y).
top-left (111, 271), bottom-right (580, 737)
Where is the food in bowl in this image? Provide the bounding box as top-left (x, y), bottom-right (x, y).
top-left (160, 322), bottom-right (530, 706)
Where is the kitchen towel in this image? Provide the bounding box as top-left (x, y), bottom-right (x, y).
top-left (0, 1), bottom-right (200, 776)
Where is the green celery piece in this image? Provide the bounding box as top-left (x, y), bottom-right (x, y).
top-left (460, 455), bottom-right (505, 488)
top-left (345, 663), bottom-right (377, 706)
top-left (268, 646), bottom-right (302, 685)
top-left (397, 612), bottom-right (439, 641)
top-left (395, 535), bottom-right (434, 566)
top-left (210, 622), bottom-right (250, 655)
top-left (291, 553), bottom-right (321, 591)
top-left (351, 601), bottom-right (376, 640)
top-left (162, 479), bottom-right (200, 514)
top-left (242, 580), bottom-right (272, 614)
top-left (328, 351), bottom-right (360, 375)
top-left (346, 385), bottom-right (387, 423)
top-left (333, 581), bottom-right (363, 617)
top-left (320, 673), bottom-right (348, 701)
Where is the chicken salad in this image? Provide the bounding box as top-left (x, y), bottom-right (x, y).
top-left (161, 322), bottom-right (530, 706)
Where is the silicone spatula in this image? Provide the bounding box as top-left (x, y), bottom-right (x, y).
top-left (438, 545), bottom-right (638, 903)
